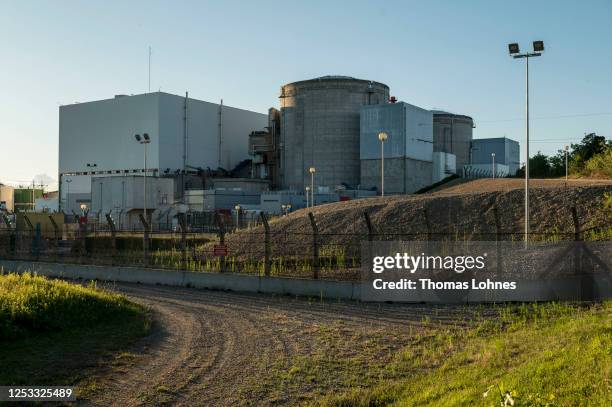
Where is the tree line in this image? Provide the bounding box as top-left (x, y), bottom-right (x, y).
top-left (516, 133), bottom-right (611, 178)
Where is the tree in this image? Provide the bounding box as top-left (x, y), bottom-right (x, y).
top-left (529, 151), bottom-right (551, 178)
top-left (570, 133), bottom-right (609, 172)
top-left (548, 149), bottom-right (566, 177)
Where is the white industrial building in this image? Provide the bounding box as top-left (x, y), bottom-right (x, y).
top-left (58, 92), bottom-right (267, 214)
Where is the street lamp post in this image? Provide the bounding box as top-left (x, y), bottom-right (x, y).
top-left (305, 186), bottom-right (311, 208)
top-left (135, 133), bottom-right (151, 230)
top-left (564, 145), bottom-right (569, 181)
top-left (308, 167), bottom-right (316, 207)
top-left (234, 204), bottom-right (241, 228)
top-left (508, 40), bottom-right (544, 243)
top-left (378, 132), bottom-right (388, 196)
top-left (491, 152), bottom-right (496, 179)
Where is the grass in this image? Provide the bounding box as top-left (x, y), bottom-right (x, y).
top-left (316, 302), bottom-right (611, 407)
top-left (0, 272), bottom-right (150, 390)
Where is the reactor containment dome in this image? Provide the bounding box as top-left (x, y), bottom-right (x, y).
top-left (279, 76), bottom-right (389, 191)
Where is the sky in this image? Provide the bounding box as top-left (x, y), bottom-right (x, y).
top-left (1, 0), bottom-right (610, 190)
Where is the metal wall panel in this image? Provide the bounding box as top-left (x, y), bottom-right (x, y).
top-left (360, 102), bottom-right (433, 162)
top-left (58, 92), bottom-right (267, 200)
top-left (471, 137), bottom-right (520, 175)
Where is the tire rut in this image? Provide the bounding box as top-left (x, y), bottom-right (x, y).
top-left (85, 283), bottom-right (493, 406)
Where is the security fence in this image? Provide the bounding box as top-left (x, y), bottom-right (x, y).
top-left (0, 205), bottom-right (610, 281)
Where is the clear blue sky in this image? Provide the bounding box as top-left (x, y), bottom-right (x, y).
top-left (1, 0), bottom-right (610, 189)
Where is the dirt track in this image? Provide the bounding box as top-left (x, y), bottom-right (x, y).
top-left (84, 283), bottom-right (483, 406)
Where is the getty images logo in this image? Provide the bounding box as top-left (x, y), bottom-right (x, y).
top-left (372, 253), bottom-right (488, 274)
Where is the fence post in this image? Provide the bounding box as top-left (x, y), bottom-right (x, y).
top-left (308, 212), bottom-right (319, 279)
top-left (178, 213), bottom-right (187, 270)
top-left (48, 215), bottom-right (60, 261)
top-left (493, 205), bottom-right (503, 273)
top-left (23, 215), bottom-right (35, 259)
top-left (363, 211), bottom-right (374, 242)
top-left (422, 206), bottom-right (432, 240)
top-left (1, 214), bottom-right (15, 259)
top-left (33, 223), bottom-right (41, 261)
top-left (105, 213), bottom-right (117, 265)
top-left (571, 206), bottom-right (582, 241)
top-left (215, 212), bottom-right (226, 273)
top-left (48, 215), bottom-right (60, 244)
top-left (77, 216), bottom-right (87, 261)
top-left (570, 206), bottom-right (583, 276)
top-left (260, 212), bottom-right (271, 277)
top-left (363, 211), bottom-right (375, 277)
top-left (139, 214), bottom-right (150, 266)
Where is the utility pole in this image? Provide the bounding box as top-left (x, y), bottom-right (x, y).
top-left (564, 145), bottom-right (569, 181)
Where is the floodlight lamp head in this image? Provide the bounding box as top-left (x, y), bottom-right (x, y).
top-left (309, 167), bottom-right (316, 174)
top-left (508, 43), bottom-right (520, 55)
top-left (378, 132), bottom-right (388, 141)
top-left (143, 133), bottom-right (150, 141)
top-left (533, 40), bottom-right (544, 52)
top-left (135, 134), bottom-right (141, 142)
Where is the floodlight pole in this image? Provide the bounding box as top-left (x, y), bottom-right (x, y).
top-left (135, 134), bottom-right (151, 233)
top-left (525, 55), bottom-right (530, 244)
top-left (512, 50), bottom-right (541, 244)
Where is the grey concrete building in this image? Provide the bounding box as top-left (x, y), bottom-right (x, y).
top-left (432, 111), bottom-right (474, 171)
top-left (279, 76), bottom-right (389, 191)
top-left (186, 189), bottom-right (261, 212)
top-left (360, 102), bottom-right (433, 194)
top-left (470, 137), bottom-right (520, 176)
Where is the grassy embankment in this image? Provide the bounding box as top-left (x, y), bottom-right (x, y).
top-left (0, 272), bottom-right (149, 389)
top-left (315, 302), bottom-right (611, 407)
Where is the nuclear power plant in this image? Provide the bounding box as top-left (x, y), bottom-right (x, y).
top-left (53, 75), bottom-right (519, 226)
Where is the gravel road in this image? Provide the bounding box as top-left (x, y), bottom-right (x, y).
top-left (83, 283), bottom-right (481, 406)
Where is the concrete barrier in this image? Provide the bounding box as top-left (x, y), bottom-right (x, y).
top-left (3, 260), bottom-right (604, 303)
top-left (0, 260), bottom-right (361, 301)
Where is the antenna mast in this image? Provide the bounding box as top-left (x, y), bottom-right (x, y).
top-left (218, 99), bottom-right (223, 168)
top-left (148, 46), bottom-right (151, 93)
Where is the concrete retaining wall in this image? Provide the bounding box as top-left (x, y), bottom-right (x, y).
top-left (0, 260), bottom-right (361, 301)
top-left (2, 260), bottom-right (606, 303)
